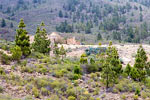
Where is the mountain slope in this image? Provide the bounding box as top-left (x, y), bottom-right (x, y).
top-left (0, 0), bottom-right (150, 43)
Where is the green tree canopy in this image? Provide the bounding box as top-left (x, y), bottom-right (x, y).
top-left (1, 18), bottom-right (6, 27)
top-left (32, 23), bottom-right (51, 54)
top-left (15, 19), bottom-right (31, 57)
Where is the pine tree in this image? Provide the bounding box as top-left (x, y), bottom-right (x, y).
top-left (59, 10), bottom-right (63, 18)
top-left (59, 45), bottom-right (66, 61)
top-left (97, 33), bottom-right (102, 40)
top-left (140, 13), bottom-right (143, 22)
top-left (133, 45), bottom-right (147, 81)
top-left (130, 67), bottom-right (140, 81)
top-left (32, 23), bottom-right (51, 54)
top-left (53, 43), bottom-right (60, 58)
top-left (102, 61), bottom-right (115, 89)
top-left (1, 18), bottom-right (6, 27)
top-left (15, 19), bottom-right (31, 57)
top-left (102, 42), bottom-right (122, 88)
top-left (124, 63), bottom-right (132, 76)
top-left (10, 22), bottom-right (13, 28)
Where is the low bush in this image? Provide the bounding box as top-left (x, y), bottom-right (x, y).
top-left (86, 64), bottom-right (99, 73)
top-left (68, 96), bottom-right (76, 100)
top-left (29, 52), bottom-right (45, 59)
top-left (11, 46), bottom-right (22, 61)
top-left (73, 74), bottom-right (81, 80)
top-left (0, 86), bottom-right (3, 93)
top-left (0, 52), bottom-right (11, 65)
top-left (0, 67), bottom-right (5, 75)
top-left (135, 88), bottom-right (140, 96)
top-left (21, 66), bottom-right (34, 73)
top-left (96, 98), bottom-right (100, 100)
top-left (24, 95), bottom-right (33, 100)
top-left (49, 94), bottom-right (59, 100)
top-left (141, 91), bottom-right (148, 99)
top-left (53, 70), bottom-right (63, 78)
top-left (73, 66), bottom-right (82, 75)
top-left (114, 79), bottom-right (141, 92)
top-left (36, 64), bottom-right (48, 74)
top-left (32, 87), bottom-right (39, 98)
top-left (66, 88), bottom-right (76, 97)
top-left (133, 95), bottom-right (138, 100)
top-left (73, 80), bottom-right (79, 86)
top-left (41, 87), bottom-right (49, 96)
top-left (35, 79), bottom-right (49, 89)
top-left (40, 57), bottom-right (50, 63)
top-left (121, 94), bottom-right (126, 100)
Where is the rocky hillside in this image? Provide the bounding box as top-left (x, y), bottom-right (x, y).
top-left (1, 0), bottom-right (150, 43)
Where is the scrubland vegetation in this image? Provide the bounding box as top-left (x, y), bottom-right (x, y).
top-left (1, 0), bottom-right (150, 100)
top-left (0, 19), bottom-right (150, 100)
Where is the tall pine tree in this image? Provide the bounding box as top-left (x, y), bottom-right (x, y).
top-left (133, 45), bottom-right (147, 81)
top-left (32, 22), bottom-right (51, 54)
top-left (1, 18), bottom-right (6, 27)
top-left (15, 19), bottom-right (31, 57)
top-left (102, 42), bottom-right (122, 88)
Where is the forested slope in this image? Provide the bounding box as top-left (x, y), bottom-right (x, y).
top-left (0, 0), bottom-right (150, 43)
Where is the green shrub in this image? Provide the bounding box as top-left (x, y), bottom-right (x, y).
top-left (116, 83), bottom-right (124, 92)
top-left (49, 94), bottom-right (59, 100)
top-left (141, 91), bottom-right (147, 99)
top-left (115, 79), bottom-right (141, 93)
top-left (133, 95), bottom-right (138, 100)
top-left (21, 66), bottom-right (34, 73)
top-left (83, 91), bottom-right (91, 99)
top-left (121, 94), bottom-right (126, 100)
top-left (40, 57), bottom-right (50, 63)
top-left (135, 88), bottom-right (140, 96)
top-left (96, 98), bottom-right (100, 100)
top-left (41, 87), bottom-right (49, 96)
top-left (11, 66), bottom-right (16, 70)
top-left (90, 73), bottom-right (97, 80)
top-left (66, 88), bottom-right (76, 97)
top-left (73, 66), bottom-right (82, 75)
top-left (26, 83), bottom-right (33, 92)
top-left (0, 53), bottom-right (11, 65)
top-left (0, 86), bottom-right (3, 93)
top-left (73, 74), bottom-right (81, 80)
top-left (80, 57), bottom-right (88, 64)
top-left (39, 67), bottom-right (48, 74)
top-left (93, 88), bottom-right (100, 95)
top-left (54, 70), bottom-right (63, 78)
top-left (20, 60), bottom-right (27, 67)
top-left (112, 88), bottom-right (118, 93)
top-left (0, 67), bottom-right (5, 75)
top-left (130, 67), bottom-right (140, 81)
top-left (68, 96), bottom-right (76, 100)
top-left (11, 46), bottom-right (22, 61)
top-left (79, 96), bottom-right (87, 100)
top-left (24, 95), bottom-right (33, 100)
top-left (35, 79), bottom-right (48, 89)
top-left (36, 64), bottom-right (48, 74)
top-left (1, 45), bottom-right (8, 50)
top-left (145, 78), bottom-right (150, 88)
top-left (124, 63), bottom-right (132, 76)
top-left (73, 80), bottom-right (79, 86)
top-left (86, 64), bottom-right (98, 73)
top-left (32, 87), bottom-right (39, 98)
top-left (29, 52), bottom-right (45, 59)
